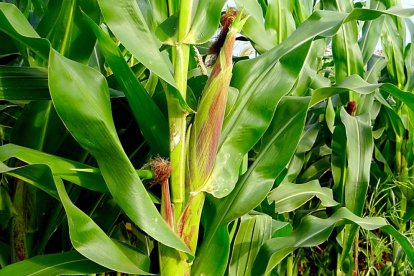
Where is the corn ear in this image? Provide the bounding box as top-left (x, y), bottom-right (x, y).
top-left (188, 10), bottom-right (247, 192)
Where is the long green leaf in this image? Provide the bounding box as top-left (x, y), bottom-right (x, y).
top-left (381, 10), bottom-right (406, 86)
top-left (48, 50), bottom-right (190, 255)
top-left (0, 164), bottom-right (152, 274)
top-left (235, 0), bottom-right (274, 52)
top-left (358, 0), bottom-right (385, 64)
top-left (340, 108), bottom-right (373, 264)
top-left (341, 109), bottom-right (373, 215)
top-left (97, 0), bottom-right (176, 87)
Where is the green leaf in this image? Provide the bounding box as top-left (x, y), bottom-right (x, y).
top-left (0, 143), bottom-right (107, 193)
top-left (0, 251), bottom-right (108, 276)
top-left (265, 0), bottom-right (296, 45)
top-left (54, 178), bottom-right (151, 274)
top-left (331, 123), bottom-right (347, 203)
top-left (293, 0), bottom-right (313, 25)
top-left (10, 101), bottom-right (66, 153)
top-left (310, 74), bottom-right (414, 110)
top-left (229, 214), bottom-right (272, 276)
top-left (323, 0), bottom-right (364, 83)
top-left (82, 12), bottom-right (169, 156)
top-left (268, 180), bottom-right (339, 213)
top-left (0, 3), bottom-right (50, 61)
top-left (358, 1), bottom-right (385, 64)
top-left (0, 162), bottom-right (59, 200)
top-left (253, 207), bottom-right (414, 275)
top-left (381, 11), bottom-right (406, 86)
top-left (0, 185), bottom-right (14, 230)
top-left (194, 205), bottom-right (230, 276)
top-left (36, 0), bottom-right (100, 63)
top-left (48, 50), bottom-right (190, 255)
top-left (204, 40), bottom-right (312, 198)
top-left (97, 0), bottom-right (176, 87)
top-left (183, 0), bottom-right (226, 44)
top-left (235, 0), bottom-right (274, 52)
top-left (223, 97), bottom-right (310, 222)
top-left (0, 66), bottom-right (49, 101)
top-left (339, 108), bottom-right (373, 265)
top-left (205, 6), bottom-right (412, 198)
top-left (340, 109), bottom-right (373, 216)
top-left (193, 96), bottom-right (309, 275)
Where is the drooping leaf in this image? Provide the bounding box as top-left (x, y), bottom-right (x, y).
top-left (54, 178), bottom-right (151, 274)
top-left (268, 180), bottom-right (338, 213)
top-left (48, 50), bottom-right (190, 255)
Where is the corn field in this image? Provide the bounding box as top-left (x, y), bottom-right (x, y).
top-left (1, 0), bottom-right (414, 275)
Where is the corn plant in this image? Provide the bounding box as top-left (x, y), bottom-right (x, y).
top-left (1, 0), bottom-right (414, 275)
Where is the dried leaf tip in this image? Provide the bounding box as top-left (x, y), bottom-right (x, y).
top-left (207, 8), bottom-right (244, 66)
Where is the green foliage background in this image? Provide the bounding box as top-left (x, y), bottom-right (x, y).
top-left (0, 0), bottom-right (414, 275)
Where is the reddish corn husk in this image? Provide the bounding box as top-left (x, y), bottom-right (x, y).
top-left (178, 10), bottom-right (247, 255)
top-left (187, 10), bottom-right (247, 193)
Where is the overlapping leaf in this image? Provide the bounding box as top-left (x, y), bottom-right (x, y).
top-left (253, 208), bottom-right (414, 275)
top-left (83, 13), bottom-right (169, 156)
top-left (205, 7), bottom-right (414, 199)
top-left (268, 180), bottom-right (338, 213)
top-left (48, 50), bottom-right (190, 255)
top-left (97, 0), bottom-right (176, 87)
